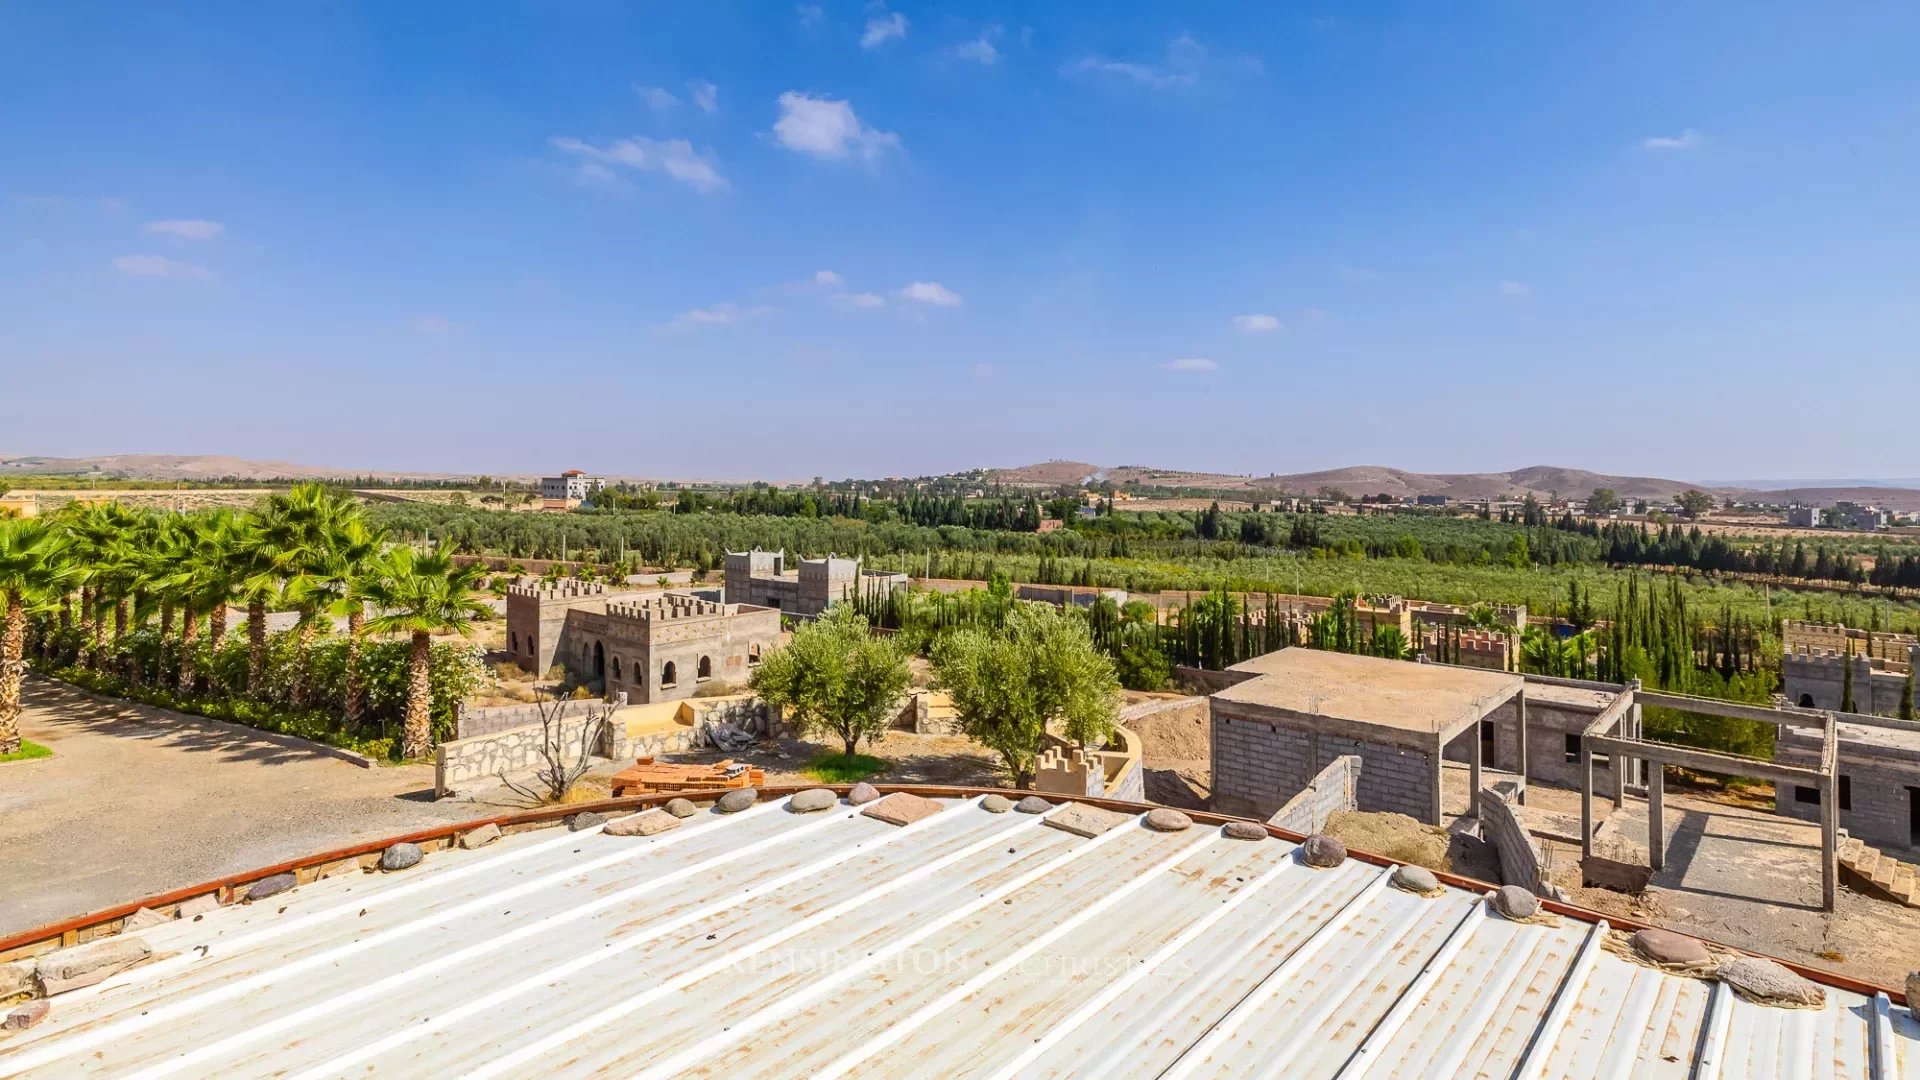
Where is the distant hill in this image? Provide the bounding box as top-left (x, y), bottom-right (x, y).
top-left (0, 454), bottom-right (458, 482)
top-left (988, 460), bottom-right (1920, 512)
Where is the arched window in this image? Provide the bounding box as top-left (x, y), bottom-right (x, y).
top-left (1799, 693), bottom-right (1816, 709)
top-left (662, 661), bottom-right (678, 688)
top-left (511, 631), bottom-right (519, 653)
top-left (697, 656), bottom-right (713, 681)
top-left (612, 656), bottom-right (622, 681)
top-left (592, 641), bottom-right (606, 679)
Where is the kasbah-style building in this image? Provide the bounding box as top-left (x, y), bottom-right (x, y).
top-left (505, 548), bottom-right (906, 704)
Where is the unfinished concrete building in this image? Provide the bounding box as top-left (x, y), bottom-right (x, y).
top-left (722, 548), bottom-right (907, 616)
top-left (505, 580), bottom-right (779, 703)
top-left (1781, 619), bottom-right (1918, 715)
top-left (1209, 649), bottom-right (1527, 824)
top-left (1776, 718), bottom-right (1920, 854)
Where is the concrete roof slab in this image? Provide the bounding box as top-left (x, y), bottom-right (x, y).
top-left (1214, 650), bottom-right (1524, 745)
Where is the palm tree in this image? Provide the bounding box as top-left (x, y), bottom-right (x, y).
top-left (322, 516), bottom-right (387, 726)
top-left (360, 542), bottom-right (490, 758)
top-left (229, 511), bottom-right (289, 698)
top-left (259, 485), bottom-right (358, 708)
top-left (167, 510), bottom-right (245, 693)
top-left (60, 503), bottom-right (134, 670)
top-left (0, 520), bottom-right (72, 754)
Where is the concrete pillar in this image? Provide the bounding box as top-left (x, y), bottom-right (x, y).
top-left (1821, 774), bottom-right (1838, 912)
top-left (1515, 689), bottom-right (1529, 805)
top-left (1429, 747), bottom-right (1445, 826)
top-left (1611, 729), bottom-right (1626, 809)
top-left (1580, 741), bottom-right (1595, 861)
top-left (1648, 763), bottom-right (1665, 871)
top-left (1469, 721), bottom-right (1483, 820)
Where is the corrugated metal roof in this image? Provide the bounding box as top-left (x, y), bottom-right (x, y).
top-left (0, 793), bottom-right (1911, 1079)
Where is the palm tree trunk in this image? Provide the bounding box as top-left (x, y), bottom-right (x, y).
top-left (1, 591), bottom-right (25, 756)
top-left (344, 609), bottom-right (366, 726)
top-left (178, 604), bottom-right (199, 693)
top-left (401, 630), bottom-right (433, 758)
top-left (247, 599), bottom-right (267, 698)
top-left (290, 618), bottom-right (317, 708)
top-left (157, 602), bottom-right (174, 685)
top-left (209, 605), bottom-right (227, 650)
top-left (115, 600), bottom-right (133, 684)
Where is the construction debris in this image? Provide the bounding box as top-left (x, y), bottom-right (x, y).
top-left (610, 757), bottom-right (766, 797)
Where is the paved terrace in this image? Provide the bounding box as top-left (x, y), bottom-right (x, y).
top-left (1, 789), bottom-right (1912, 1078)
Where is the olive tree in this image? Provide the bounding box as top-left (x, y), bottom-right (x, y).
top-left (749, 605), bottom-right (909, 761)
top-left (932, 602), bottom-right (1120, 788)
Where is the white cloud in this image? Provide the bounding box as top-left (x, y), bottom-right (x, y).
top-left (1642, 129), bottom-right (1703, 151)
top-left (143, 219), bottom-right (225, 241)
top-left (796, 3), bottom-right (824, 27)
top-left (112, 254), bottom-right (212, 280)
top-left (813, 270), bottom-right (844, 286)
top-left (664, 302), bottom-right (772, 331)
top-left (861, 10), bottom-right (908, 49)
top-left (633, 84), bottom-right (679, 110)
top-left (772, 92), bottom-right (900, 159)
top-left (1162, 357), bottom-right (1217, 372)
top-left (688, 79), bottom-right (719, 114)
top-left (899, 281), bottom-right (963, 306)
top-left (1498, 280), bottom-right (1532, 297)
top-left (410, 315), bottom-right (457, 335)
top-left (1065, 34), bottom-right (1252, 90)
top-left (837, 291), bottom-right (886, 308)
top-left (550, 135), bottom-right (728, 193)
top-left (956, 27), bottom-right (1002, 65)
top-left (1232, 313), bottom-right (1282, 333)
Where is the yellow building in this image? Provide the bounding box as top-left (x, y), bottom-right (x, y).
top-left (0, 494), bottom-right (39, 518)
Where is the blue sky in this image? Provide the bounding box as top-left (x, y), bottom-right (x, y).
top-left (4, 2), bottom-right (1917, 482)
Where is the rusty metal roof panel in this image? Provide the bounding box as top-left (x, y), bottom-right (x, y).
top-left (0, 794), bottom-right (1904, 1079)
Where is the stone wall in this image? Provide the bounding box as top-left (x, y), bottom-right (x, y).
top-left (1479, 781), bottom-right (1545, 892)
top-left (1781, 653), bottom-right (1912, 716)
top-left (1212, 701), bottom-right (1435, 822)
top-left (1266, 754), bottom-right (1361, 834)
top-left (434, 713), bottom-right (609, 797)
top-left (458, 701), bottom-right (561, 740)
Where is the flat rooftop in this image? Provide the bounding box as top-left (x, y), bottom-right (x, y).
top-left (1217, 649), bottom-right (1524, 743)
top-left (1, 792), bottom-right (1904, 1078)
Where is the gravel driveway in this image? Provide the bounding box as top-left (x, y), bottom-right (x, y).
top-left (0, 676), bottom-right (494, 938)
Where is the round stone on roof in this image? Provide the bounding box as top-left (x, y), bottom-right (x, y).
top-left (1391, 864), bottom-right (1439, 895)
top-left (980, 794), bottom-right (1014, 813)
top-left (567, 811), bottom-right (608, 831)
top-left (1491, 885), bottom-right (1539, 920)
top-left (1144, 808), bottom-right (1193, 832)
top-left (1633, 928), bottom-right (1711, 966)
top-left (1909, 973), bottom-right (1920, 1014)
top-left (788, 788), bottom-right (838, 813)
top-left (1221, 821), bottom-right (1267, 841)
top-left (847, 782), bottom-right (882, 806)
top-left (1015, 795), bottom-right (1054, 814)
top-left (245, 872), bottom-right (297, 901)
top-left (1716, 956), bottom-right (1826, 1007)
top-left (664, 797), bottom-right (698, 818)
top-left (1300, 834), bottom-right (1346, 868)
top-left (716, 788), bottom-right (758, 814)
top-left (378, 843), bottom-right (423, 872)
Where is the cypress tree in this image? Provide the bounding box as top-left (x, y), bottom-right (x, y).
top-left (1902, 666), bottom-right (1915, 722)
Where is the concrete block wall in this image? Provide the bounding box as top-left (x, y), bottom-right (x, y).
top-left (1266, 754), bottom-right (1361, 834)
top-left (1441, 696), bottom-right (1617, 790)
top-left (1774, 725), bottom-right (1920, 851)
top-left (1212, 703), bottom-right (1435, 822)
top-left (1479, 782), bottom-right (1545, 892)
